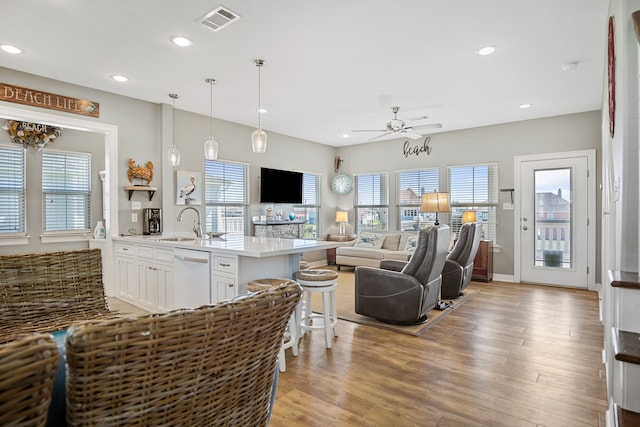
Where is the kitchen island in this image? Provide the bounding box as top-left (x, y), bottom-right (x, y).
top-left (112, 235), bottom-right (340, 312)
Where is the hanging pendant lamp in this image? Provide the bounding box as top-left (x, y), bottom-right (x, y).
top-left (168, 93), bottom-right (181, 166)
top-left (204, 78), bottom-right (219, 160)
top-left (251, 59), bottom-right (267, 153)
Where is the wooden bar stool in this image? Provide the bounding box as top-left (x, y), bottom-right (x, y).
top-left (294, 269), bottom-right (338, 349)
top-left (247, 278), bottom-right (300, 372)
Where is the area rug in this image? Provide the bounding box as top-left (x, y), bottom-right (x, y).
top-left (309, 268), bottom-right (479, 336)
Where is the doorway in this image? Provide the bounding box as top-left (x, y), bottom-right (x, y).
top-left (514, 150), bottom-right (595, 289)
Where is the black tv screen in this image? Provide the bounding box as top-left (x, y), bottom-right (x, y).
top-left (260, 167), bottom-right (303, 204)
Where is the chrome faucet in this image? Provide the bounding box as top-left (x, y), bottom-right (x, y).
top-left (177, 206), bottom-right (203, 238)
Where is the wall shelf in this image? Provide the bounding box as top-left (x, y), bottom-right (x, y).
top-left (124, 186), bottom-right (157, 201)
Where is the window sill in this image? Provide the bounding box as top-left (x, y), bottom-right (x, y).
top-left (41, 232), bottom-right (92, 244)
top-left (0, 235), bottom-right (30, 246)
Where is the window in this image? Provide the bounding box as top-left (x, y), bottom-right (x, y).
top-left (397, 168), bottom-right (439, 231)
top-left (448, 163), bottom-right (499, 242)
top-left (354, 172), bottom-right (389, 232)
top-left (0, 146), bottom-right (26, 234)
top-left (42, 150), bottom-right (91, 232)
top-left (204, 160), bottom-right (248, 236)
top-left (294, 172), bottom-right (321, 239)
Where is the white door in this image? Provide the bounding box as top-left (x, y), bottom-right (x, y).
top-left (517, 153), bottom-right (593, 288)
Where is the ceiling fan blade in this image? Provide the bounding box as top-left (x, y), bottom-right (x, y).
top-left (409, 123), bottom-right (443, 130)
top-left (367, 132), bottom-right (392, 142)
top-left (402, 132), bottom-right (423, 140)
top-left (352, 129), bottom-right (388, 133)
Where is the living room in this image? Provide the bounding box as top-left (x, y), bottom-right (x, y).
top-left (1, 0), bottom-right (639, 426)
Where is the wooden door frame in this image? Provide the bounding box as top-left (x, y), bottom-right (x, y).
top-left (513, 149), bottom-right (596, 290)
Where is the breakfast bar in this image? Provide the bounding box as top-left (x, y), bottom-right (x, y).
top-left (112, 235), bottom-right (340, 312)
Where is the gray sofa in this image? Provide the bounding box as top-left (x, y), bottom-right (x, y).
top-left (335, 231), bottom-right (418, 270)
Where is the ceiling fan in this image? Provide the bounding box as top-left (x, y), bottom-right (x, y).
top-left (352, 106), bottom-right (442, 141)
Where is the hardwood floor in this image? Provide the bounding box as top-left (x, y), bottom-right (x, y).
top-left (270, 280), bottom-right (607, 427)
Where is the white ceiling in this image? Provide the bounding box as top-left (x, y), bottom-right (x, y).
top-left (1, 0), bottom-right (608, 147)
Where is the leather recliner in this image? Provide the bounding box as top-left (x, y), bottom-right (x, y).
top-left (440, 222), bottom-right (482, 299)
top-left (354, 225), bottom-right (450, 324)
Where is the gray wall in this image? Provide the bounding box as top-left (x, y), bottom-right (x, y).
top-left (0, 67), bottom-right (601, 277)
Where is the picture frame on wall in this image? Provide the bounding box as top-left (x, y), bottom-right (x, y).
top-left (176, 170), bottom-right (201, 205)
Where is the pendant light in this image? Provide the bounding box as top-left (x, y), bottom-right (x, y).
top-left (251, 59), bottom-right (267, 153)
top-left (204, 78), bottom-right (219, 160)
top-left (168, 93), bottom-right (181, 166)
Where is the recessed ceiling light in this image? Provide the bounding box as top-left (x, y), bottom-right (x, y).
top-left (257, 108), bottom-right (268, 114)
top-left (519, 103), bottom-right (532, 109)
top-left (477, 45), bottom-right (497, 56)
top-left (170, 35), bottom-right (194, 47)
top-left (111, 74), bottom-right (129, 82)
top-left (1, 44), bottom-right (22, 54)
top-left (341, 134), bottom-right (350, 138)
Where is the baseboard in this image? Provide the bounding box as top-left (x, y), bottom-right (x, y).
top-left (493, 273), bottom-right (515, 282)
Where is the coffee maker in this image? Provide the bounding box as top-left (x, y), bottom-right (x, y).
top-left (143, 208), bottom-right (162, 235)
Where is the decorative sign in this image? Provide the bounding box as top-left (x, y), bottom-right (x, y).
top-left (0, 82), bottom-right (99, 117)
top-left (3, 120), bottom-right (62, 151)
top-left (403, 136), bottom-right (432, 158)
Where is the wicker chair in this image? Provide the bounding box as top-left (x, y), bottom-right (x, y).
top-left (65, 281), bottom-right (302, 427)
top-left (0, 248), bottom-right (115, 343)
top-left (0, 333), bottom-right (59, 427)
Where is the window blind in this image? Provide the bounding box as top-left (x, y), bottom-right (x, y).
top-left (354, 172), bottom-right (389, 231)
top-left (397, 168), bottom-right (439, 230)
top-left (0, 146), bottom-right (26, 234)
top-left (42, 150), bottom-right (91, 231)
top-left (448, 163), bottom-right (499, 242)
top-left (294, 172), bottom-right (320, 238)
top-left (204, 160), bottom-right (248, 235)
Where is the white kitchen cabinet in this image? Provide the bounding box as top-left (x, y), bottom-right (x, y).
top-left (212, 254), bottom-right (238, 303)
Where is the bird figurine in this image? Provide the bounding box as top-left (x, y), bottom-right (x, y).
top-left (180, 175), bottom-right (196, 202)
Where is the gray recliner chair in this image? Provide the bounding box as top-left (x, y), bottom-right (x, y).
top-left (441, 222), bottom-right (482, 299)
top-left (354, 225), bottom-right (450, 324)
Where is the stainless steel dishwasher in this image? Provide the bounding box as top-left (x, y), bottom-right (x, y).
top-left (173, 248), bottom-right (211, 308)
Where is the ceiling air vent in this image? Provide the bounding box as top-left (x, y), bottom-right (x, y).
top-left (199, 6), bottom-right (241, 32)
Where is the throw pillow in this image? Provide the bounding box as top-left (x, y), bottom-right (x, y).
top-left (354, 232), bottom-right (384, 249)
top-left (381, 233), bottom-right (401, 251)
top-left (404, 235), bottom-right (419, 252)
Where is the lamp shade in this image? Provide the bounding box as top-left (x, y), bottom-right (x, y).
top-left (462, 211), bottom-right (477, 223)
top-left (335, 211), bottom-right (348, 223)
top-left (420, 192), bottom-right (450, 213)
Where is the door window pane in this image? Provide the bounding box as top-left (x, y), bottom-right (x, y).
top-left (534, 168), bottom-right (571, 268)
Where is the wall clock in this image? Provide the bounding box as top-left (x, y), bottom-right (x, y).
top-left (608, 16), bottom-right (616, 138)
top-left (331, 174), bottom-right (353, 195)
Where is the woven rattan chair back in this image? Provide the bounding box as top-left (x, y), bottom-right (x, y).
top-left (0, 249), bottom-right (112, 343)
top-left (0, 333), bottom-right (59, 427)
top-left (66, 281), bottom-right (302, 427)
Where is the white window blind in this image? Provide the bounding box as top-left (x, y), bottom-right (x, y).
top-left (354, 172), bottom-right (389, 231)
top-left (397, 168), bottom-right (439, 231)
top-left (294, 172), bottom-right (320, 238)
top-left (204, 160), bottom-right (248, 236)
top-left (42, 150), bottom-right (91, 231)
top-left (0, 146), bottom-right (26, 234)
top-left (448, 163), bottom-right (499, 242)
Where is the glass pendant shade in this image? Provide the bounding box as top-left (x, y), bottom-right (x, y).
top-left (168, 144), bottom-right (180, 166)
top-left (168, 93), bottom-right (180, 166)
top-left (204, 136), bottom-right (219, 160)
top-left (252, 59), bottom-right (267, 153)
top-left (204, 78), bottom-right (219, 160)
top-left (251, 127), bottom-right (267, 153)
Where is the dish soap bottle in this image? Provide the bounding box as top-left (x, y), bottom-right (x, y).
top-left (94, 221), bottom-right (106, 239)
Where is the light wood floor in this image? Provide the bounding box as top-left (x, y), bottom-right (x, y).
top-left (270, 280), bottom-right (607, 427)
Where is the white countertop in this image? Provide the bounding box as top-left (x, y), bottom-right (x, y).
top-left (113, 234), bottom-right (340, 258)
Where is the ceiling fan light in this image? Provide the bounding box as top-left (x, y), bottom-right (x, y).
top-left (251, 127), bottom-right (267, 153)
top-left (204, 136), bottom-right (219, 160)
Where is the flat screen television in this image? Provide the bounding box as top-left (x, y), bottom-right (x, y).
top-left (259, 167), bottom-right (303, 204)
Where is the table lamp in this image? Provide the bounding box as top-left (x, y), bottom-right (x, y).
top-left (462, 211), bottom-right (477, 224)
top-left (420, 192), bottom-right (450, 226)
top-left (335, 210), bottom-right (349, 235)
